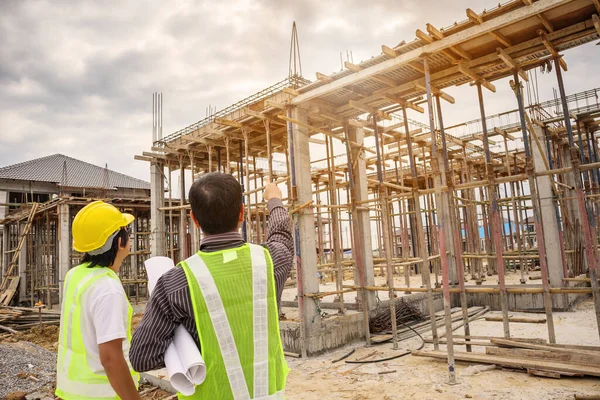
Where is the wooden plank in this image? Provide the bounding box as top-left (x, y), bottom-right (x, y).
top-left (0, 277), bottom-right (19, 306)
top-left (490, 31), bottom-right (513, 47)
top-left (491, 339), bottom-right (600, 362)
top-left (382, 45), bottom-right (398, 58)
top-left (412, 350), bottom-right (600, 377)
top-left (425, 338), bottom-right (494, 347)
top-left (485, 315), bottom-right (546, 323)
top-left (370, 334), bottom-right (393, 344)
top-left (458, 64), bottom-right (496, 92)
top-left (537, 13), bottom-right (555, 33)
top-left (452, 335), bottom-right (547, 344)
top-left (466, 8), bottom-right (483, 25)
top-left (527, 368), bottom-right (561, 379)
top-left (486, 347), bottom-right (597, 366)
top-left (316, 72), bottom-right (333, 83)
top-left (542, 343), bottom-right (600, 352)
top-left (344, 61), bottom-right (397, 87)
top-left (213, 118), bottom-right (243, 128)
top-left (593, 14), bottom-right (600, 36)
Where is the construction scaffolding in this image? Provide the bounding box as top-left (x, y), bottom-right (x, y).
top-left (0, 197), bottom-right (154, 307)
top-left (136, 0), bottom-right (600, 378)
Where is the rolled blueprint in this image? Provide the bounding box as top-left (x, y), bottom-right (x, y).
top-left (144, 257), bottom-right (206, 396)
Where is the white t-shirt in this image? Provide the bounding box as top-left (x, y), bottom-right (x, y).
top-left (79, 273), bottom-right (131, 374)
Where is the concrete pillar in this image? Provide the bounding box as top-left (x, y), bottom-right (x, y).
top-left (18, 222), bottom-right (27, 303)
top-left (58, 203), bottom-right (70, 302)
top-left (346, 126), bottom-right (376, 311)
top-left (151, 162), bottom-right (166, 257)
top-left (0, 191), bottom-right (7, 278)
top-left (532, 126), bottom-right (564, 287)
top-left (131, 209), bottom-right (138, 283)
top-left (0, 190), bottom-right (8, 220)
top-left (289, 106), bottom-right (319, 327)
top-left (179, 163), bottom-right (188, 261)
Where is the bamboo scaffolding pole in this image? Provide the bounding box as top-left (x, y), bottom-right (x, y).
top-left (425, 57), bottom-right (455, 381)
top-left (476, 81), bottom-right (510, 340)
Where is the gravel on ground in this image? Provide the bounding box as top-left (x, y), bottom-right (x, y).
top-left (0, 341), bottom-right (56, 399)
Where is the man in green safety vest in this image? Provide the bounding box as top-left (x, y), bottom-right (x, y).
top-left (131, 172), bottom-right (293, 399)
top-left (56, 200), bottom-right (141, 400)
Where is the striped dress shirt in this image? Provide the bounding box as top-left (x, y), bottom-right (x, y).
top-left (130, 198), bottom-right (294, 372)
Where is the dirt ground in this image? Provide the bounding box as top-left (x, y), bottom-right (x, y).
top-left (1, 325), bottom-right (59, 352)
top-left (3, 296), bottom-right (599, 399)
top-left (284, 299), bottom-right (600, 400)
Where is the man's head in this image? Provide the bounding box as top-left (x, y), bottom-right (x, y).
top-left (189, 172), bottom-right (243, 235)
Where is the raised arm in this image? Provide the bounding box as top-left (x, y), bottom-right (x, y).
top-left (262, 183), bottom-right (294, 307)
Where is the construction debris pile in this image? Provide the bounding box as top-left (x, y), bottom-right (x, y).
top-left (0, 307), bottom-right (60, 334)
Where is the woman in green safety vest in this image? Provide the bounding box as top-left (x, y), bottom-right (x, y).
top-left (56, 200), bottom-right (141, 400)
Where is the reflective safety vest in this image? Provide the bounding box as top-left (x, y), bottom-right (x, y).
top-left (55, 263), bottom-right (140, 400)
top-left (179, 243), bottom-right (289, 399)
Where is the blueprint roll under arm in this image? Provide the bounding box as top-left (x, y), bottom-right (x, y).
top-left (144, 257), bottom-right (206, 396)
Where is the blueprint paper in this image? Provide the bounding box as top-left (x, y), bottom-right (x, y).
top-left (145, 257), bottom-right (206, 396)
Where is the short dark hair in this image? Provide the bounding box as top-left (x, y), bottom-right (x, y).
top-left (189, 172), bottom-right (242, 235)
top-left (81, 228), bottom-right (129, 268)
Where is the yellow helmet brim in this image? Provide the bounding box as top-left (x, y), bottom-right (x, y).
top-left (122, 213), bottom-right (135, 227)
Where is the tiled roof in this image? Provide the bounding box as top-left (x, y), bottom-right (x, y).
top-left (0, 154), bottom-right (150, 190)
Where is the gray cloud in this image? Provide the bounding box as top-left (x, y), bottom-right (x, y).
top-left (1, 0), bottom-right (599, 182)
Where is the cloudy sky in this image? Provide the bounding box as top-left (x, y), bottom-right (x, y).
top-left (1, 0), bottom-right (599, 183)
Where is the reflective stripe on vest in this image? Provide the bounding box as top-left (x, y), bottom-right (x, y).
top-left (56, 264), bottom-right (139, 400)
top-left (251, 244), bottom-right (268, 399)
top-left (185, 253), bottom-right (251, 400)
top-left (181, 243), bottom-right (288, 400)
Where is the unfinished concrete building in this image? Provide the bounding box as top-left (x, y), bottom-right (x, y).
top-left (0, 154), bottom-right (153, 308)
top-left (136, 0), bottom-right (600, 379)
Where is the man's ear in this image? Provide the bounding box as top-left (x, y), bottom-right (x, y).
top-left (238, 203), bottom-right (245, 223)
top-left (191, 211), bottom-right (200, 228)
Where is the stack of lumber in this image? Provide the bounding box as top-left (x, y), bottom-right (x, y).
top-left (0, 306), bottom-right (61, 333)
top-left (413, 337), bottom-right (600, 378)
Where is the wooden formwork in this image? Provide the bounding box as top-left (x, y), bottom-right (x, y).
top-left (136, 0), bottom-right (600, 365)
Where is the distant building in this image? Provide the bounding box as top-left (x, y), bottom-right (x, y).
top-left (0, 154), bottom-right (153, 307)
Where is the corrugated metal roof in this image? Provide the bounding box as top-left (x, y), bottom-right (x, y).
top-left (0, 154), bottom-right (150, 190)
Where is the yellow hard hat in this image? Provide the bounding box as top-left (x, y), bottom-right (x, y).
top-left (72, 201), bottom-right (134, 253)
